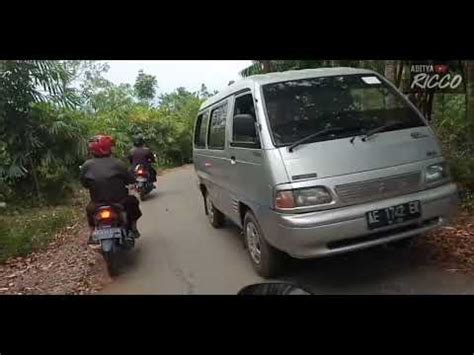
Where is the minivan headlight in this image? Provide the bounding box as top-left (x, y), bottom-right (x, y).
top-left (275, 187), bottom-right (332, 209)
top-left (425, 162), bottom-right (448, 183)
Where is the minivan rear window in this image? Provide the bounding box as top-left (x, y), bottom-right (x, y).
top-left (262, 74), bottom-right (425, 147)
top-left (194, 112), bottom-right (209, 148)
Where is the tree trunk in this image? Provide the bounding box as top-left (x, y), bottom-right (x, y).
top-left (395, 61), bottom-right (404, 89)
top-left (30, 161), bottom-right (42, 204)
top-left (426, 92), bottom-right (435, 122)
top-left (384, 60), bottom-right (397, 83)
top-left (439, 93), bottom-right (445, 123)
top-left (262, 61), bottom-right (272, 73)
top-left (467, 60), bottom-right (474, 135)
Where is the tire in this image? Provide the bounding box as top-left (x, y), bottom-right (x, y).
top-left (139, 190), bottom-right (146, 201)
top-left (205, 192), bottom-right (225, 228)
top-left (243, 211), bottom-right (285, 278)
top-left (103, 251), bottom-right (119, 277)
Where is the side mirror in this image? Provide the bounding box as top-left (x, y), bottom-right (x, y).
top-left (238, 282), bottom-right (311, 295)
top-left (233, 114), bottom-right (259, 145)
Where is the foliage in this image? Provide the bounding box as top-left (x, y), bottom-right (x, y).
top-left (0, 60), bottom-right (206, 205)
top-left (0, 60), bottom-right (84, 203)
top-left (432, 94), bottom-right (474, 193)
top-left (134, 69), bottom-right (158, 102)
top-left (85, 87), bottom-right (202, 165)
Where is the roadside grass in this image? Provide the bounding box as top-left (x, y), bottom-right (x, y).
top-left (0, 191), bottom-right (86, 264)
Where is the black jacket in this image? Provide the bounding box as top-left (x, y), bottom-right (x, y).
top-left (80, 156), bottom-right (135, 203)
top-left (128, 146), bottom-right (155, 168)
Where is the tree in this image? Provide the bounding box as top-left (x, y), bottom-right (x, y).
top-left (384, 60), bottom-right (396, 83)
top-left (89, 83), bottom-right (135, 113)
top-left (199, 83), bottom-right (212, 99)
top-left (0, 60), bottom-right (81, 202)
top-left (159, 87), bottom-right (197, 111)
top-left (240, 60), bottom-right (339, 77)
top-left (134, 69), bottom-right (157, 102)
top-left (467, 61), bottom-right (474, 133)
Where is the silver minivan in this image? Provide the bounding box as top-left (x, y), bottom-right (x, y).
top-left (193, 67), bottom-right (459, 277)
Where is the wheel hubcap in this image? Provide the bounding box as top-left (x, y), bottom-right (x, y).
top-left (246, 222), bottom-right (261, 265)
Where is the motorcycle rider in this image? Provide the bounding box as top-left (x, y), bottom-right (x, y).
top-left (128, 134), bottom-right (157, 185)
top-left (80, 135), bottom-right (142, 243)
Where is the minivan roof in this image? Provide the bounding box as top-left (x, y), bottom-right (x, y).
top-left (200, 67), bottom-right (377, 111)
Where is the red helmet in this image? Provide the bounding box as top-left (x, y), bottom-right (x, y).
top-left (88, 135), bottom-right (115, 157)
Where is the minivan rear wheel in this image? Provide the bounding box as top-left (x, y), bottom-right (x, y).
top-left (243, 211), bottom-right (285, 278)
top-left (205, 192), bottom-right (225, 228)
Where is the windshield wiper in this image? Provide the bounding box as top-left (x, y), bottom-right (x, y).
top-left (288, 127), bottom-right (345, 152)
top-left (360, 120), bottom-right (404, 142)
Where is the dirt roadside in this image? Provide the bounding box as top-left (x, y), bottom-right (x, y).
top-left (0, 215), bottom-right (111, 295)
top-left (0, 166), bottom-right (191, 295)
top-left (413, 211), bottom-right (474, 273)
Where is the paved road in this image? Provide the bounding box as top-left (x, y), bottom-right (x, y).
top-left (102, 165), bottom-right (474, 295)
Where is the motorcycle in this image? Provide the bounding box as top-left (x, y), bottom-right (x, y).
top-left (91, 204), bottom-right (135, 276)
top-left (134, 164), bottom-right (154, 201)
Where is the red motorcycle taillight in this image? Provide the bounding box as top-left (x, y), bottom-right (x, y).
top-left (96, 208), bottom-right (117, 221)
top-left (137, 169), bottom-right (145, 176)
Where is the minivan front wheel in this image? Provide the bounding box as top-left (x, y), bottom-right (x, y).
top-left (205, 192), bottom-right (225, 228)
top-left (243, 211), bottom-right (284, 278)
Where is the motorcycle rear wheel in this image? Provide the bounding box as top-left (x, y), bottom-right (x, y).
top-left (103, 251), bottom-right (119, 276)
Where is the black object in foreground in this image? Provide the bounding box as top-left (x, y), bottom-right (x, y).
top-left (238, 282), bottom-right (311, 295)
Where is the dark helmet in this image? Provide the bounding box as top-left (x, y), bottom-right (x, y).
top-left (133, 134), bottom-right (145, 147)
top-left (88, 135), bottom-right (115, 157)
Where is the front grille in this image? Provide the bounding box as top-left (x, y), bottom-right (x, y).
top-left (335, 172), bottom-right (422, 205)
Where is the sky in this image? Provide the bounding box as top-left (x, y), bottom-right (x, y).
top-left (102, 60), bottom-right (253, 95)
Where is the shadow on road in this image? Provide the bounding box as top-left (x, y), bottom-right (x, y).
top-left (112, 247), bottom-right (142, 277)
top-left (140, 192), bottom-right (157, 202)
top-left (279, 245), bottom-right (420, 293)
top-left (220, 220), bottom-right (430, 293)
top-left (142, 189), bottom-right (183, 200)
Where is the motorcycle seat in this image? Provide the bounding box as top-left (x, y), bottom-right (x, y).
top-left (95, 203), bottom-right (125, 212)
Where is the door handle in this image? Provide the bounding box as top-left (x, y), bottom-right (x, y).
top-left (230, 156), bottom-right (236, 165)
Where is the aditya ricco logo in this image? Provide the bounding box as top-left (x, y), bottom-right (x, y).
top-left (410, 63), bottom-right (463, 91)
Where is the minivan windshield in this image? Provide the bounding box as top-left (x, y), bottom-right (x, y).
top-left (262, 74), bottom-right (426, 147)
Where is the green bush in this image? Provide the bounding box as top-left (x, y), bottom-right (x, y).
top-left (433, 94), bottom-right (474, 205)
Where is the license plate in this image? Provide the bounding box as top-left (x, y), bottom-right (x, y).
top-left (366, 200), bottom-right (421, 230)
top-left (136, 177), bottom-right (146, 182)
top-left (93, 228), bottom-right (122, 240)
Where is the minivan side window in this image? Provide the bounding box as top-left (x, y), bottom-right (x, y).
top-left (194, 111), bottom-right (209, 148)
top-left (207, 103), bottom-right (228, 150)
top-left (232, 93), bottom-right (260, 149)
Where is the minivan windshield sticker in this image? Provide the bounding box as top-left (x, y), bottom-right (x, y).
top-left (361, 76), bottom-right (382, 85)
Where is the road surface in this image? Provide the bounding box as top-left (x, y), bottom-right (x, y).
top-left (102, 165), bottom-right (474, 295)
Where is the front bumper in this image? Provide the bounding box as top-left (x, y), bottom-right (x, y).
top-left (257, 183), bottom-right (459, 259)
